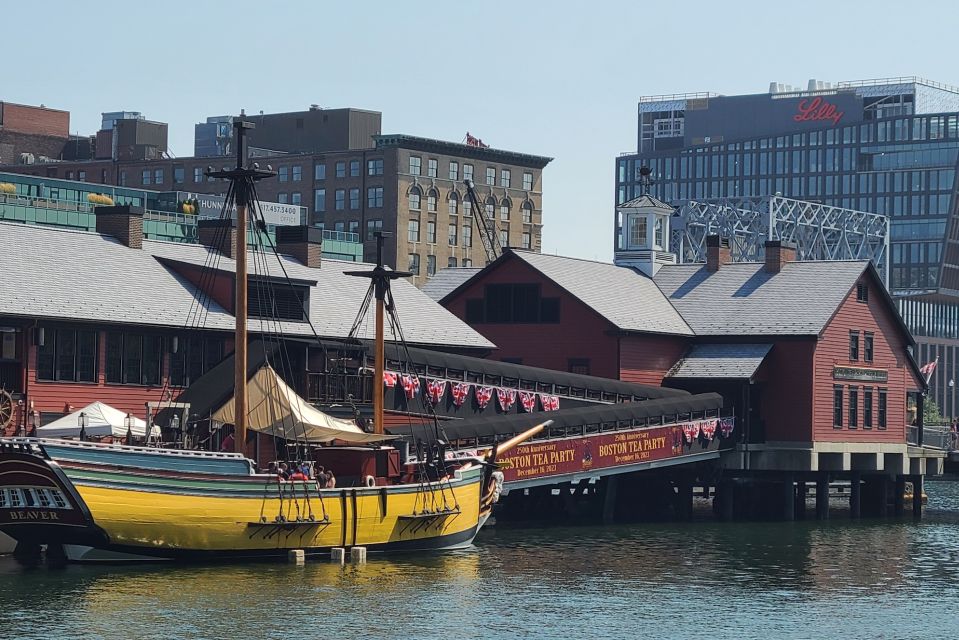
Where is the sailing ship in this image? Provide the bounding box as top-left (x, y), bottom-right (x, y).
top-left (0, 120), bottom-right (543, 562)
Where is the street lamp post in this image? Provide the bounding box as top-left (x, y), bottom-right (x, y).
top-left (78, 411), bottom-right (89, 442)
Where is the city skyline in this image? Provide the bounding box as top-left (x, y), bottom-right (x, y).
top-left (5, 0), bottom-right (958, 261)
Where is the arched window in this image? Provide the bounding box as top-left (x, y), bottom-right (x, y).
top-left (521, 201), bottom-right (533, 224)
top-left (408, 186), bottom-right (421, 211)
top-left (485, 196), bottom-right (496, 219)
top-left (500, 198), bottom-right (511, 221)
top-left (427, 188), bottom-right (438, 212)
top-left (448, 192), bottom-right (459, 216)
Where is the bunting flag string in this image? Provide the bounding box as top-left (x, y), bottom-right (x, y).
top-left (497, 388), bottom-right (517, 411)
top-left (400, 374), bottom-right (421, 399)
top-left (719, 417), bottom-right (735, 438)
top-left (519, 391), bottom-right (537, 412)
top-left (383, 371), bottom-right (398, 388)
top-left (475, 386), bottom-right (494, 409)
top-left (426, 379), bottom-right (447, 404)
top-left (451, 382), bottom-right (472, 407)
top-left (701, 418), bottom-right (718, 441)
top-left (682, 422), bottom-right (700, 443)
top-left (539, 394), bottom-right (560, 411)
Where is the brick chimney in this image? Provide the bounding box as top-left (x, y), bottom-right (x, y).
top-left (95, 205), bottom-right (143, 249)
top-left (764, 239), bottom-right (797, 274)
top-left (275, 225), bottom-right (323, 268)
top-left (197, 219), bottom-right (238, 259)
top-left (705, 235), bottom-right (731, 272)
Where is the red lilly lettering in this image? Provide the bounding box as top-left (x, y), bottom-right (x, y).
top-left (793, 97), bottom-right (844, 126)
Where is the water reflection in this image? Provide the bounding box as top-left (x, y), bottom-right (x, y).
top-left (2, 482), bottom-right (959, 639)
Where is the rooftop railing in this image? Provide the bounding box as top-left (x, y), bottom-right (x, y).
top-left (838, 76), bottom-right (959, 94)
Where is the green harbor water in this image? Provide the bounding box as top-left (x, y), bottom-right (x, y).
top-left (2, 481), bottom-right (959, 640)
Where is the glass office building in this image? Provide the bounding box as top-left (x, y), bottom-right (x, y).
top-left (615, 77), bottom-right (959, 416)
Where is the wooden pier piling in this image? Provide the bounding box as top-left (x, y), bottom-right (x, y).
top-left (331, 547), bottom-right (345, 564)
top-left (350, 547), bottom-right (367, 564)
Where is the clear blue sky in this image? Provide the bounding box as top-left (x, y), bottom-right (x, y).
top-left (5, 0), bottom-right (957, 261)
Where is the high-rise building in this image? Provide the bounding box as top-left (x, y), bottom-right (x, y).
top-left (615, 77), bottom-right (959, 416)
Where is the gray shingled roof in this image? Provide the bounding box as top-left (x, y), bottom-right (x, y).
top-left (618, 194), bottom-right (673, 210)
top-left (421, 267), bottom-right (482, 302)
top-left (508, 250), bottom-right (693, 336)
top-left (668, 343), bottom-right (772, 379)
top-left (653, 261), bottom-right (869, 336)
top-left (0, 221), bottom-right (494, 350)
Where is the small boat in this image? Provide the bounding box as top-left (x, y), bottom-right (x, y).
top-left (0, 120), bottom-right (541, 562)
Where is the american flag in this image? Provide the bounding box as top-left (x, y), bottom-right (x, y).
top-left (920, 356), bottom-right (939, 384)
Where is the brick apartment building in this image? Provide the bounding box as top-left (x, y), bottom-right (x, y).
top-left (0, 106), bottom-right (551, 286)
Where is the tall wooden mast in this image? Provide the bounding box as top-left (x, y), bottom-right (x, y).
top-left (345, 232), bottom-right (411, 434)
top-left (206, 121), bottom-right (275, 455)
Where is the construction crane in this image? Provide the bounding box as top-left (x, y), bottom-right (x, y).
top-left (463, 178), bottom-right (502, 264)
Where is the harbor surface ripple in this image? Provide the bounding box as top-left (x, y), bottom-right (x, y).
top-left (3, 481), bottom-right (959, 640)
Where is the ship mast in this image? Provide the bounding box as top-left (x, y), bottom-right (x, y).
top-left (206, 121), bottom-right (275, 454)
top-left (345, 232), bottom-right (411, 434)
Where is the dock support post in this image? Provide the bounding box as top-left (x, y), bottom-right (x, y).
top-left (794, 481), bottom-right (807, 520)
top-left (912, 475), bottom-right (923, 519)
top-left (782, 474), bottom-right (795, 521)
top-left (288, 549), bottom-right (305, 564)
top-left (876, 476), bottom-right (889, 518)
top-left (894, 476), bottom-right (905, 516)
top-left (331, 547), bottom-right (346, 564)
top-left (350, 547), bottom-right (367, 564)
top-left (850, 473), bottom-right (861, 519)
top-left (602, 476), bottom-right (618, 524)
top-left (677, 477), bottom-right (693, 521)
top-left (815, 475), bottom-right (829, 520)
top-left (719, 479), bottom-right (734, 522)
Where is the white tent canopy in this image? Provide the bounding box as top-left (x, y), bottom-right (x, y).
top-left (212, 365), bottom-right (392, 444)
top-left (37, 401), bottom-right (158, 439)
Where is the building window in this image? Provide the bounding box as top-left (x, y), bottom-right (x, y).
top-left (409, 187), bottom-right (421, 211)
top-left (448, 223), bottom-right (457, 246)
top-left (193, 167), bottom-right (203, 182)
top-left (448, 256), bottom-right (457, 267)
top-left (464, 164), bottom-right (474, 182)
top-left (78, 171), bottom-right (86, 182)
top-left (291, 192), bottom-right (301, 205)
top-left (315, 164), bottom-right (326, 181)
top-left (878, 389), bottom-right (887, 429)
top-left (857, 281), bottom-right (869, 303)
top-left (368, 159), bottom-right (383, 176)
top-left (428, 158), bottom-right (437, 178)
top-left (350, 160), bottom-right (360, 177)
top-left (279, 166), bottom-right (289, 182)
top-left (448, 193), bottom-right (459, 216)
top-left (500, 226), bottom-right (509, 247)
top-left (449, 161), bottom-right (459, 180)
top-left (465, 283), bottom-right (560, 324)
top-left (314, 189), bottom-right (326, 212)
top-left (292, 165), bottom-right (302, 182)
top-left (120, 171), bottom-right (127, 186)
top-left (485, 167), bottom-right (495, 186)
top-left (427, 189), bottom-right (438, 212)
top-left (349, 188), bottom-right (360, 210)
top-left (427, 254), bottom-right (436, 276)
top-left (833, 385), bottom-right (843, 428)
top-left (169, 336), bottom-right (224, 387)
top-left (247, 281), bottom-right (310, 322)
top-left (367, 186), bottom-right (384, 208)
top-left (522, 201), bottom-right (533, 223)
top-left (523, 172), bottom-right (533, 191)
top-left (154, 169), bottom-right (163, 185)
top-left (349, 220), bottom-right (359, 235)
top-left (335, 222), bottom-right (345, 232)
top-left (501, 169), bottom-right (511, 188)
top-left (409, 156), bottom-right (421, 176)
top-left (849, 331), bottom-right (860, 361)
top-left (105, 332), bottom-right (162, 386)
top-left (500, 199), bottom-right (510, 221)
top-left (66, 171), bottom-right (73, 180)
top-left (463, 258), bottom-right (473, 267)
top-left (427, 220), bottom-right (436, 244)
top-left (864, 388), bottom-right (874, 428)
top-left (278, 193), bottom-right (289, 204)
top-left (864, 333), bottom-right (874, 362)
top-left (568, 358), bottom-right (590, 376)
top-left (463, 225), bottom-right (472, 247)
top-left (142, 169), bottom-right (151, 185)
top-left (173, 167), bottom-right (184, 184)
top-left (408, 219), bottom-right (420, 243)
top-left (848, 386), bottom-right (858, 428)
top-left (36, 328), bottom-right (98, 383)
top-left (485, 197), bottom-right (495, 219)
top-left (408, 253), bottom-right (420, 275)
top-left (463, 199), bottom-right (472, 217)
top-left (335, 161), bottom-right (346, 178)
top-left (335, 189), bottom-right (345, 210)
top-left (366, 219), bottom-right (383, 239)
top-left (522, 231), bottom-right (531, 249)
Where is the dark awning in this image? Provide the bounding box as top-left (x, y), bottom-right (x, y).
top-left (667, 344), bottom-right (773, 380)
top-left (386, 392), bottom-right (725, 441)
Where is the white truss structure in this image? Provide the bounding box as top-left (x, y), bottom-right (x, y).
top-left (670, 196), bottom-right (890, 282)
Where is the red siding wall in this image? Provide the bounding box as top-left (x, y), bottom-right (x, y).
top-left (759, 340), bottom-right (816, 442)
top-left (812, 276), bottom-right (920, 443)
top-left (443, 258), bottom-right (620, 379)
top-left (618, 335), bottom-right (688, 386)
